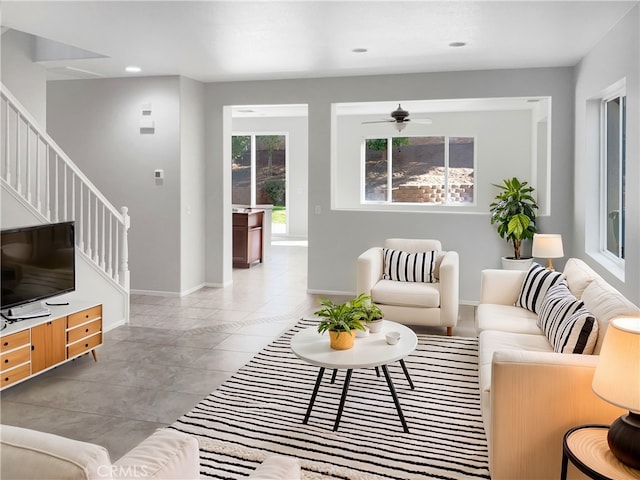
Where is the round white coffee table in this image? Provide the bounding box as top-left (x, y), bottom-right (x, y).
top-left (290, 320), bottom-right (417, 432)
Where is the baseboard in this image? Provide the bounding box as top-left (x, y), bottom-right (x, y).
top-left (306, 288), bottom-right (355, 296)
top-left (130, 288), bottom-right (182, 297)
top-left (103, 317), bottom-right (127, 332)
top-left (460, 299), bottom-right (479, 306)
top-left (204, 280), bottom-right (232, 288)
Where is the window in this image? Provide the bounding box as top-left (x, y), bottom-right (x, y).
top-left (232, 134), bottom-right (287, 207)
top-left (601, 92), bottom-right (626, 261)
top-left (362, 136), bottom-right (475, 205)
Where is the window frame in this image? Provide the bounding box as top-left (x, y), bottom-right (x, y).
top-left (360, 135), bottom-right (477, 206)
top-left (598, 86), bottom-right (626, 267)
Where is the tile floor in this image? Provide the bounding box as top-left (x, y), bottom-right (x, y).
top-left (0, 240), bottom-right (477, 460)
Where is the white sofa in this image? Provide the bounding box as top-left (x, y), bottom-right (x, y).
top-left (477, 258), bottom-right (640, 480)
top-left (0, 424), bottom-right (301, 480)
top-left (357, 238), bottom-right (459, 335)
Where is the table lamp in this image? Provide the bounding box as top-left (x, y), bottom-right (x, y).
top-left (592, 316), bottom-right (640, 469)
top-left (532, 233), bottom-right (564, 270)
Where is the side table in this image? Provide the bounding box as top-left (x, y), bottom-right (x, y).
top-left (561, 424), bottom-right (640, 480)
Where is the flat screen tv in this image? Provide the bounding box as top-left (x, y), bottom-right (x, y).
top-left (1, 221), bottom-right (75, 318)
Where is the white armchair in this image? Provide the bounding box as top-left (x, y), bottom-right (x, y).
top-left (357, 238), bottom-right (459, 335)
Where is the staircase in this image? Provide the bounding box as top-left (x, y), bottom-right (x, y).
top-left (1, 83), bottom-right (130, 327)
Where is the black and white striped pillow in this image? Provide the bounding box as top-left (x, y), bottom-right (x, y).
top-left (515, 262), bottom-right (564, 313)
top-left (538, 283), bottom-right (599, 354)
top-left (382, 248), bottom-right (437, 283)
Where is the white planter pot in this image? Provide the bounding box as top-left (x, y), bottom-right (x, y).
top-left (501, 256), bottom-right (534, 271)
top-left (367, 319), bottom-right (384, 333)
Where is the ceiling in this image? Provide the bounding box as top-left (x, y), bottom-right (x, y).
top-left (1, 1), bottom-right (637, 84)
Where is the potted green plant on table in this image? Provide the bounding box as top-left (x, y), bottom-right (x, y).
top-left (489, 177), bottom-right (539, 270)
top-left (350, 293), bottom-right (385, 333)
top-left (315, 297), bottom-right (366, 350)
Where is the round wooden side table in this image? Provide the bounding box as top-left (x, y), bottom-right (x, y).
top-left (561, 424), bottom-right (640, 480)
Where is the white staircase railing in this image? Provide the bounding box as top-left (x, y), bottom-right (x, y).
top-left (1, 83), bottom-right (130, 290)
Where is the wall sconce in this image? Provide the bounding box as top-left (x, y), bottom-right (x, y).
top-left (592, 317), bottom-right (640, 469)
top-left (532, 233), bottom-right (564, 270)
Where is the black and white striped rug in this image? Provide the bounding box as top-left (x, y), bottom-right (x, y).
top-left (172, 319), bottom-right (490, 479)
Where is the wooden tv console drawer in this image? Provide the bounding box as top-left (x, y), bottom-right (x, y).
top-left (0, 302), bottom-right (103, 390)
top-left (1, 330), bottom-right (30, 353)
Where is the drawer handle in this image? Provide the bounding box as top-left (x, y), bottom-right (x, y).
top-left (3, 342), bottom-right (8, 347)
top-left (85, 328), bottom-right (89, 333)
top-left (4, 359), bottom-right (8, 364)
top-left (4, 377), bottom-right (8, 382)
top-left (85, 343), bottom-right (89, 348)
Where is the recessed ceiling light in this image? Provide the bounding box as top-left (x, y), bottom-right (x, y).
top-left (449, 42), bottom-right (467, 48)
top-left (125, 66), bottom-right (141, 73)
top-left (352, 48), bottom-right (368, 53)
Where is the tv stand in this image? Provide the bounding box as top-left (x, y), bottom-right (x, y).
top-left (2, 302), bottom-right (51, 321)
top-left (1, 302), bottom-right (102, 390)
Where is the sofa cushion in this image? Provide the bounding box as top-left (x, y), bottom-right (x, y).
top-left (382, 248), bottom-right (437, 283)
top-left (581, 278), bottom-right (640, 354)
top-left (114, 428), bottom-right (200, 480)
top-left (478, 330), bottom-right (553, 394)
top-left (476, 304), bottom-right (541, 335)
top-left (563, 258), bottom-right (601, 298)
top-left (249, 455), bottom-right (301, 480)
top-left (372, 279), bottom-right (440, 308)
top-left (515, 262), bottom-right (564, 314)
top-left (0, 424), bottom-right (111, 480)
top-left (537, 283), bottom-right (598, 354)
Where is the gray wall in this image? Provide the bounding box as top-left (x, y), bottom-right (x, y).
top-left (47, 77), bottom-right (184, 294)
top-left (1, 29), bottom-right (47, 126)
top-left (205, 68), bottom-right (576, 302)
top-left (179, 77), bottom-right (206, 294)
top-left (574, 4), bottom-right (640, 304)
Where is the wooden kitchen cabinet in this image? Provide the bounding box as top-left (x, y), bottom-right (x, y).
top-left (233, 209), bottom-right (264, 268)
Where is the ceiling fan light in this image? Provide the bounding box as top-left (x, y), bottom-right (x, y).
top-left (394, 123), bottom-right (407, 132)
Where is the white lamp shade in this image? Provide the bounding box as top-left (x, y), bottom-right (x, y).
top-left (592, 317), bottom-right (640, 413)
top-left (532, 234), bottom-right (564, 258)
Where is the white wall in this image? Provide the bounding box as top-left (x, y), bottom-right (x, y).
top-left (205, 67), bottom-right (576, 302)
top-left (179, 77), bottom-right (206, 294)
top-left (0, 29), bottom-right (47, 127)
top-left (232, 115), bottom-right (309, 238)
top-left (47, 77), bottom-right (183, 294)
top-left (574, 4), bottom-right (640, 304)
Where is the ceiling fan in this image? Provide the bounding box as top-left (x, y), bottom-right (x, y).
top-left (362, 104), bottom-right (433, 132)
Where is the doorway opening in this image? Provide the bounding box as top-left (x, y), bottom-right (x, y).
top-left (231, 104), bottom-right (308, 241)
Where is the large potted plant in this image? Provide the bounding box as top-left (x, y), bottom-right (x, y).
top-left (315, 298), bottom-right (366, 350)
top-left (489, 177), bottom-right (539, 270)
